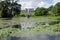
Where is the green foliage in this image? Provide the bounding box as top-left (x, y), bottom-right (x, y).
top-left (0, 28), bottom-right (21, 37)
top-left (34, 2), bottom-right (60, 16)
top-left (48, 5), bottom-right (53, 11)
top-left (0, 0), bottom-right (21, 18)
top-left (20, 12), bottom-right (27, 17)
top-left (34, 7), bottom-right (48, 16)
top-left (48, 2), bottom-right (60, 16)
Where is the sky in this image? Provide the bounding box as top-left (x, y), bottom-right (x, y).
top-left (18, 0), bottom-right (60, 10)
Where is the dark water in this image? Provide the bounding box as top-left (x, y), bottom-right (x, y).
top-left (1, 34), bottom-right (60, 40)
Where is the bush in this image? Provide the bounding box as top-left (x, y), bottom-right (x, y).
top-left (20, 13), bottom-right (26, 17)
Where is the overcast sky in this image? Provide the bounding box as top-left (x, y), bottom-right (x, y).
top-left (18, 0), bottom-right (60, 10)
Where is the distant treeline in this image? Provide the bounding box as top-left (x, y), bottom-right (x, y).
top-left (34, 2), bottom-right (60, 16)
top-left (0, 0), bottom-right (21, 18)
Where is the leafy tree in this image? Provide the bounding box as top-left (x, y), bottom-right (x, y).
top-left (34, 7), bottom-right (48, 16)
top-left (48, 5), bottom-right (53, 11)
top-left (55, 2), bottom-right (60, 15)
top-left (49, 2), bottom-right (60, 16)
top-left (0, 0), bottom-right (21, 18)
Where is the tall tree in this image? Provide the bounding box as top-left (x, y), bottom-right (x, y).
top-left (0, 0), bottom-right (21, 18)
top-left (49, 2), bottom-right (60, 16)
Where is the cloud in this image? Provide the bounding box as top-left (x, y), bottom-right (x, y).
top-left (18, 0), bottom-right (53, 10)
top-left (53, 0), bottom-right (60, 5)
top-left (19, 0), bottom-right (42, 9)
top-left (38, 1), bottom-right (53, 8)
top-left (20, 1), bottom-right (33, 9)
top-left (2, 0), bottom-right (59, 10)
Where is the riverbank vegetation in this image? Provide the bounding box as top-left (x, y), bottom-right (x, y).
top-left (0, 23), bottom-right (60, 38)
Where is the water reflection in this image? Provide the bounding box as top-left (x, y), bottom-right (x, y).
top-left (20, 17), bottom-right (60, 28)
top-left (0, 18), bottom-right (60, 40)
top-left (0, 17), bottom-right (60, 28)
top-left (1, 34), bottom-right (59, 40)
top-left (55, 34), bottom-right (60, 40)
top-left (12, 24), bottom-right (21, 28)
top-left (49, 35), bottom-right (55, 40)
top-left (6, 36), bottom-right (21, 40)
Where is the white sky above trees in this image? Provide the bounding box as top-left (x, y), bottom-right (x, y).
top-left (1, 0), bottom-right (60, 10)
top-left (18, 0), bottom-right (60, 10)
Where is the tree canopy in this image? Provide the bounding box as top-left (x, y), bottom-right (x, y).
top-left (0, 0), bottom-right (21, 18)
top-left (34, 2), bottom-right (60, 16)
top-left (34, 7), bottom-right (48, 16)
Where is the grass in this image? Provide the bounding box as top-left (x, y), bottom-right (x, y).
top-left (0, 28), bottom-right (21, 37)
top-left (32, 16), bottom-right (60, 18)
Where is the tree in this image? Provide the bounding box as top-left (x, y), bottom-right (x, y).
top-left (55, 2), bottom-right (60, 15)
top-left (48, 5), bottom-right (53, 11)
top-left (49, 2), bottom-right (60, 16)
top-left (34, 7), bottom-right (48, 16)
top-left (0, 0), bottom-right (21, 18)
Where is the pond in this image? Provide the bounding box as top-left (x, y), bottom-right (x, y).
top-left (0, 17), bottom-right (60, 28)
top-left (1, 33), bottom-right (60, 40)
top-left (20, 17), bottom-right (60, 28)
top-left (0, 17), bottom-right (60, 40)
